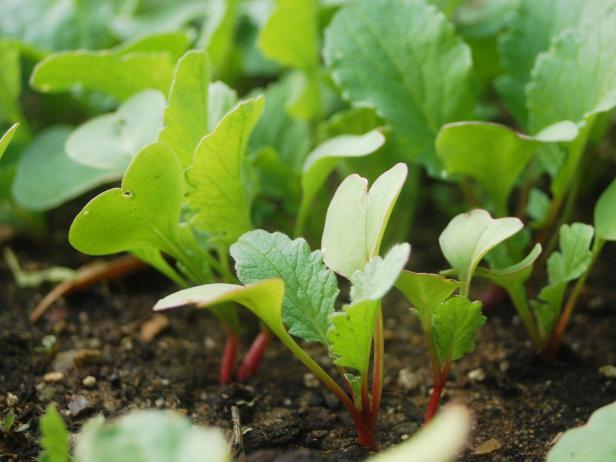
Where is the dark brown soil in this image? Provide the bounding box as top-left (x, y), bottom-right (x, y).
top-left (2, 205), bottom-right (616, 462)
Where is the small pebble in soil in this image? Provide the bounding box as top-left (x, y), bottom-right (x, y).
top-left (82, 376), bottom-right (97, 388)
top-left (6, 392), bottom-right (18, 407)
top-left (43, 371), bottom-right (64, 383)
top-left (397, 368), bottom-right (421, 391)
top-left (468, 368), bottom-right (486, 382)
top-left (204, 337), bottom-right (216, 350)
top-left (599, 365), bottom-right (616, 378)
top-left (473, 438), bottom-right (502, 455)
top-left (68, 395), bottom-right (91, 417)
top-left (303, 373), bottom-right (319, 389)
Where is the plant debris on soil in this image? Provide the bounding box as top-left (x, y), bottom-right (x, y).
top-left (2, 204), bottom-right (616, 462)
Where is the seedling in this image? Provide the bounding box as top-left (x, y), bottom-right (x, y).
top-left (156, 164), bottom-right (410, 449)
top-left (1, 410), bottom-right (29, 434)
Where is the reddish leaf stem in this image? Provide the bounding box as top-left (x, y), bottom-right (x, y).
top-left (220, 332), bottom-right (239, 385)
top-left (424, 365), bottom-right (450, 424)
top-left (237, 328), bottom-right (271, 381)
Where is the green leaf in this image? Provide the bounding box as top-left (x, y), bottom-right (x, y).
top-left (258, 0), bottom-right (319, 70)
top-left (526, 4), bottom-right (616, 132)
top-left (594, 178), bottom-right (616, 241)
top-left (67, 90), bottom-right (166, 172)
top-left (116, 32), bottom-right (191, 60)
top-left (202, 0), bottom-right (239, 74)
top-left (368, 404), bottom-right (471, 462)
top-left (327, 298), bottom-right (378, 373)
top-left (439, 209), bottom-right (523, 286)
top-left (0, 39), bottom-right (22, 125)
top-left (432, 296), bottom-right (485, 363)
top-left (297, 130), bottom-right (385, 232)
top-left (187, 97), bottom-right (264, 245)
top-left (74, 410), bottom-right (229, 462)
top-left (230, 230), bottom-right (339, 345)
top-left (531, 281), bottom-right (566, 337)
top-left (0, 124), bottom-right (18, 160)
top-left (350, 243), bottom-right (410, 302)
top-left (527, 188), bottom-right (551, 223)
top-left (436, 121), bottom-right (578, 213)
top-left (13, 127), bottom-right (117, 211)
top-left (324, 0), bottom-right (475, 173)
top-left (208, 82), bottom-right (238, 132)
top-left (322, 163), bottom-right (407, 278)
top-left (474, 243), bottom-right (542, 288)
top-left (40, 404), bottom-right (69, 462)
top-left (547, 401), bottom-right (616, 462)
top-left (158, 50), bottom-right (210, 167)
top-left (396, 271), bottom-right (461, 321)
top-left (69, 142), bottom-right (184, 256)
top-left (547, 223), bottom-right (594, 285)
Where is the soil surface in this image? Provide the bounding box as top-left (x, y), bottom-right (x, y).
top-left (2, 201), bottom-right (616, 462)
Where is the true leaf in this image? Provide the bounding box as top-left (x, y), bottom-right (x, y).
top-left (439, 209), bottom-right (523, 286)
top-left (187, 97), bottom-right (264, 245)
top-left (13, 127), bottom-right (117, 211)
top-left (69, 142), bottom-right (184, 256)
top-left (432, 296), bottom-right (485, 363)
top-left (230, 230), bottom-right (339, 345)
top-left (0, 124), bottom-right (18, 160)
top-left (322, 163), bottom-right (407, 278)
top-left (594, 178), bottom-right (616, 241)
top-left (547, 223), bottom-right (594, 285)
top-left (208, 81), bottom-right (238, 131)
top-left (350, 243), bottom-right (411, 302)
top-left (396, 271), bottom-right (461, 321)
top-left (116, 32), bottom-right (191, 60)
top-left (67, 90), bottom-right (166, 172)
top-left (527, 188), bottom-right (551, 224)
top-left (324, 0), bottom-right (475, 173)
top-left (158, 50), bottom-right (210, 167)
top-left (202, 0), bottom-right (239, 75)
top-left (40, 405), bottom-right (69, 462)
top-left (531, 282), bottom-right (566, 337)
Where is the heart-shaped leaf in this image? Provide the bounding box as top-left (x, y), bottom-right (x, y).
top-left (321, 163), bottom-right (407, 278)
top-left (69, 142), bottom-right (184, 256)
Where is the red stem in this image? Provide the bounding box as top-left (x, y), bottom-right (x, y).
top-left (237, 328), bottom-right (271, 381)
top-left (219, 332), bottom-right (238, 385)
top-left (424, 366), bottom-right (449, 424)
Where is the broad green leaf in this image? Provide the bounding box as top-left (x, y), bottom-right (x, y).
top-left (322, 163), bottom-right (408, 278)
top-left (496, 0), bottom-right (610, 126)
top-left (297, 130), bottom-right (385, 232)
top-left (116, 32), bottom-right (191, 60)
top-left (396, 271), bottom-right (461, 321)
top-left (327, 299), bottom-right (378, 373)
top-left (547, 401), bottom-right (616, 462)
top-left (594, 178), bottom-right (616, 241)
top-left (439, 209), bottom-right (523, 286)
top-left (432, 296), bottom-right (485, 363)
top-left (40, 405), bottom-right (69, 462)
top-left (350, 243), bottom-right (411, 302)
top-left (74, 411), bottom-right (229, 462)
top-left (436, 121), bottom-right (577, 213)
top-left (31, 49), bottom-right (175, 101)
top-left (531, 281), bottom-right (566, 337)
top-left (258, 0), bottom-right (319, 70)
top-left (208, 82), bottom-right (238, 131)
top-left (526, 4), bottom-right (616, 133)
top-left (69, 143), bottom-right (184, 256)
top-left (230, 230), bottom-right (339, 345)
top-left (67, 90), bottom-right (166, 172)
top-left (474, 244), bottom-right (542, 287)
top-left (547, 223), bottom-right (594, 285)
top-left (13, 127), bottom-right (117, 211)
top-left (0, 124), bottom-right (18, 160)
top-left (158, 50), bottom-right (210, 167)
top-left (324, 0), bottom-right (475, 173)
top-left (187, 97), bottom-right (264, 245)
top-left (368, 404), bottom-right (471, 462)
top-left (202, 0), bottom-right (239, 74)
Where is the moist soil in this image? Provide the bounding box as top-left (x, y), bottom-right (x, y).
top-left (1, 202), bottom-right (616, 462)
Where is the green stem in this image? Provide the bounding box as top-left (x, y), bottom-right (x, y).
top-left (368, 304), bottom-right (384, 430)
top-left (507, 283), bottom-right (542, 349)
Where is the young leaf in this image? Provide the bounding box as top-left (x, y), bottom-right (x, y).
top-left (436, 121), bottom-right (577, 213)
top-left (547, 223), bottom-right (594, 285)
top-left (531, 281), bottom-right (567, 337)
top-left (0, 123), bottom-right (18, 160)
top-left (74, 410), bottom-right (229, 462)
top-left (13, 127), bottom-right (117, 211)
top-left (69, 142), bottom-right (184, 256)
top-left (40, 404), bottom-right (69, 462)
top-left (201, 0), bottom-right (239, 74)
top-left (66, 90), bottom-right (166, 172)
top-left (349, 243), bottom-right (411, 302)
top-left (298, 130), bottom-right (385, 231)
top-left (547, 401), bottom-right (616, 462)
top-left (324, 0), bottom-right (475, 173)
top-left (0, 39), bottom-right (22, 125)
top-left (474, 244), bottom-right (542, 288)
top-left (327, 299), bottom-right (379, 373)
top-left (187, 97), bottom-right (264, 245)
top-left (158, 50), bottom-right (210, 167)
top-left (208, 82), bottom-right (238, 131)
top-left (321, 163), bottom-right (408, 279)
top-left (594, 177), bottom-right (616, 241)
top-left (439, 209), bottom-right (523, 287)
top-left (432, 296), bottom-right (485, 363)
top-left (396, 271), bottom-right (461, 321)
top-left (230, 230), bottom-right (339, 345)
